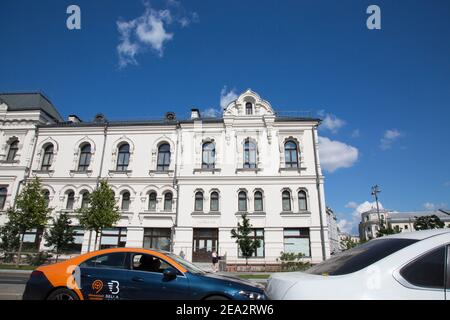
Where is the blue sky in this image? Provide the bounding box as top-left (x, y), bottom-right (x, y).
top-left (1, 0), bottom-right (449, 233)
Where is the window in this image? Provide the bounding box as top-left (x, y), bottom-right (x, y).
top-left (298, 190), bottom-right (307, 211)
top-left (164, 192), bottom-right (172, 211)
top-left (121, 191), bottom-right (130, 210)
top-left (41, 144), bottom-right (54, 171)
top-left (116, 143), bottom-right (130, 171)
top-left (282, 190), bottom-right (292, 211)
top-left (306, 238), bottom-right (418, 276)
top-left (143, 228), bottom-right (171, 251)
top-left (131, 253), bottom-right (173, 273)
top-left (254, 191), bottom-right (263, 212)
top-left (202, 142), bottom-right (215, 169)
top-left (66, 191), bottom-right (75, 210)
top-left (100, 228), bottom-right (127, 249)
top-left (210, 192), bottom-right (219, 212)
top-left (400, 246), bottom-right (446, 289)
top-left (80, 252), bottom-right (128, 269)
top-left (245, 102), bottom-right (253, 115)
top-left (243, 139), bottom-right (257, 169)
top-left (239, 229), bottom-right (264, 258)
top-left (78, 143), bottom-right (91, 172)
top-left (80, 192), bottom-right (89, 209)
top-left (284, 141), bottom-right (298, 168)
top-left (21, 228), bottom-right (43, 252)
top-left (194, 191), bottom-right (203, 212)
top-left (238, 191), bottom-right (247, 212)
top-left (157, 143), bottom-right (171, 171)
top-left (43, 190), bottom-right (50, 208)
top-left (0, 187), bottom-right (7, 210)
top-left (404, 225), bottom-right (409, 230)
top-left (65, 228), bottom-right (84, 253)
top-left (148, 192), bottom-right (157, 211)
top-left (284, 228), bottom-right (311, 257)
top-left (6, 140), bottom-right (19, 162)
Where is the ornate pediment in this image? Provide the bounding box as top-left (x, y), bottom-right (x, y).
top-left (223, 89), bottom-right (275, 117)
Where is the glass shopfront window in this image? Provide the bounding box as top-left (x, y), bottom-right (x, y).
top-left (238, 229), bottom-right (264, 258)
top-left (100, 227), bottom-right (127, 249)
top-left (143, 228), bottom-right (171, 251)
top-left (283, 228), bottom-right (311, 257)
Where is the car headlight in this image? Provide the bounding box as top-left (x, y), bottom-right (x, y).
top-left (239, 290), bottom-right (265, 300)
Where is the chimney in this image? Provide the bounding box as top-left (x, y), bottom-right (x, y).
top-left (191, 108), bottom-right (201, 120)
top-left (68, 114), bottom-right (82, 123)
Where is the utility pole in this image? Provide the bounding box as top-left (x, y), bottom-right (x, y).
top-left (371, 185), bottom-right (382, 229)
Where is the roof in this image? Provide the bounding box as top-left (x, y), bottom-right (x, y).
top-left (0, 92), bottom-right (63, 122)
top-left (388, 210), bottom-right (450, 221)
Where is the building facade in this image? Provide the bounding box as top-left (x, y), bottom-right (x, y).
top-left (0, 90), bottom-right (330, 265)
top-left (326, 207), bottom-right (340, 254)
top-left (359, 208), bottom-right (450, 240)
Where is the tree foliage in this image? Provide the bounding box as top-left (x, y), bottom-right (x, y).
top-left (77, 180), bottom-right (120, 251)
top-left (413, 215), bottom-right (445, 230)
top-left (44, 212), bottom-right (74, 262)
top-left (0, 214), bottom-right (21, 262)
top-left (340, 236), bottom-right (359, 251)
top-left (278, 252), bottom-right (310, 271)
top-left (231, 213), bottom-right (260, 266)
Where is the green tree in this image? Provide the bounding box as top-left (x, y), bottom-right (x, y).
top-left (44, 212), bottom-right (74, 262)
top-left (340, 236), bottom-right (359, 251)
top-left (277, 252), bottom-right (310, 271)
top-left (0, 214), bottom-right (21, 263)
top-left (413, 215), bottom-right (445, 230)
top-left (376, 218), bottom-right (402, 237)
top-left (10, 178), bottom-right (52, 266)
top-left (77, 180), bottom-right (120, 252)
top-left (231, 213), bottom-right (260, 269)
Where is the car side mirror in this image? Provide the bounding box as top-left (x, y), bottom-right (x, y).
top-left (163, 267), bottom-right (177, 280)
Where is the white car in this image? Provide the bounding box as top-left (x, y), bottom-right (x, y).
top-left (266, 229), bottom-right (450, 300)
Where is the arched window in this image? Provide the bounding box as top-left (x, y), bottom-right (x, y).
top-left (298, 190), bottom-right (307, 211)
top-left (238, 191), bottom-right (247, 212)
top-left (284, 141), bottom-right (299, 168)
top-left (245, 102), bottom-right (253, 115)
top-left (116, 143), bottom-right (130, 171)
top-left (78, 143), bottom-right (92, 172)
top-left (66, 191), bottom-right (75, 210)
top-left (121, 191), bottom-right (130, 210)
top-left (164, 192), bottom-right (173, 211)
top-left (210, 192), bottom-right (219, 212)
top-left (254, 191), bottom-right (263, 212)
top-left (41, 144), bottom-right (54, 171)
top-left (282, 190), bottom-right (291, 212)
top-left (81, 191), bottom-right (90, 209)
top-left (194, 191), bottom-right (203, 212)
top-left (243, 139), bottom-right (257, 169)
top-left (202, 142), bottom-right (215, 169)
top-left (0, 187), bottom-right (7, 210)
top-left (6, 140), bottom-right (19, 162)
top-left (148, 192), bottom-right (157, 211)
top-left (43, 190), bottom-right (50, 208)
top-left (157, 143), bottom-right (171, 171)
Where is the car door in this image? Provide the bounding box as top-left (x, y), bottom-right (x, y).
top-left (78, 252), bottom-right (131, 300)
top-left (394, 245), bottom-right (447, 300)
top-left (446, 245), bottom-right (450, 301)
top-left (124, 252), bottom-right (190, 300)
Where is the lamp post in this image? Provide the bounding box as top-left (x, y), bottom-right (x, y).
top-left (371, 185), bottom-right (382, 229)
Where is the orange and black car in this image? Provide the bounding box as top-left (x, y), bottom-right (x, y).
top-left (22, 248), bottom-right (266, 300)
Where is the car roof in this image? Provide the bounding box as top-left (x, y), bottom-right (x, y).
top-left (375, 228), bottom-right (450, 241)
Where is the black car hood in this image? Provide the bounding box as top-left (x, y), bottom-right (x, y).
top-left (199, 272), bottom-right (262, 289)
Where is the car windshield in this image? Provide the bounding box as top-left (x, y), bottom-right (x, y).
top-left (305, 238), bottom-right (418, 276)
top-left (166, 253), bottom-right (206, 275)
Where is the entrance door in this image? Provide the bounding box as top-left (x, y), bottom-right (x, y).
top-left (192, 228), bottom-right (218, 262)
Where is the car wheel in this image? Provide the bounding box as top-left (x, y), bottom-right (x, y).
top-left (204, 295), bottom-right (230, 300)
top-left (47, 288), bottom-right (79, 300)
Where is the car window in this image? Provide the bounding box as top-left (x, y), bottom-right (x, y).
top-left (166, 253), bottom-right (205, 275)
top-left (80, 252), bottom-right (128, 270)
top-left (400, 246), bottom-right (446, 289)
top-left (131, 253), bottom-right (175, 274)
top-left (305, 238), bottom-right (418, 276)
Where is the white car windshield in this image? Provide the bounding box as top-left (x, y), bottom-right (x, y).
top-left (305, 238), bottom-right (418, 276)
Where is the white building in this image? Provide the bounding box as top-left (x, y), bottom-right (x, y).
top-left (359, 208), bottom-right (450, 240)
top-left (0, 90), bottom-right (330, 267)
top-left (326, 207), bottom-right (339, 254)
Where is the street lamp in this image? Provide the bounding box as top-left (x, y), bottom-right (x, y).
top-left (371, 185), bottom-right (382, 229)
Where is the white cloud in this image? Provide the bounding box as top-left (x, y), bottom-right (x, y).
top-left (423, 202), bottom-right (448, 210)
top-left (345, 201), bottom-right (358, 209)
top-left (318, 136), bottom-right (359, 173)
top-left (202, 107), bottom-right (221, 118)
top-left (380, 129), bottom-right (402, 150)
top-left (351, 129), bottom-right (360, 138)
top-left (318, 111), bottom-right (346, 134)
top-left (220, 86), bottom-right (238, 109)
top-left (116, 2), bottom-right (197, 67)
top-left (338, 200), bottom-right (384, 234)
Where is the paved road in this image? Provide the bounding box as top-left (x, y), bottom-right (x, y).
top-left (0, 272), bottom-right (29, 300)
